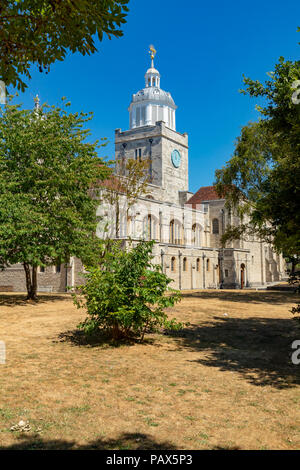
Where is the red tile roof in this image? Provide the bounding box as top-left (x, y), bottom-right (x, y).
top-left (186, 186), bottom-right (223, 207)
top-left (99, 175), bottom-right (126, 193)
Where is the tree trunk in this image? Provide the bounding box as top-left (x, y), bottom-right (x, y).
top-left (31, 266), bottom-right (38, 300)
top-left (23, 263), bottom-right (38, 301)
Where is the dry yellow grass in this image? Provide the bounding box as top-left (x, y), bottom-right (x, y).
top-left (0, 290), bottom-right (299, 450)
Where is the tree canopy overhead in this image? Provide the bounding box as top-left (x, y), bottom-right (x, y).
top-left (0, 0), bottom-right (130, 91)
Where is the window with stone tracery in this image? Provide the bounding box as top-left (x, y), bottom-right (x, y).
top-left (169, 219), bottom-right (183, 245)
top-left (143, 214), bottom-right (157, 241)
top-left (192, 223), bottom-right (201, 246)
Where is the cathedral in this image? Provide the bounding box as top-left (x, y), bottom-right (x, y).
top-left (0, 48), bottom-right (286, 293)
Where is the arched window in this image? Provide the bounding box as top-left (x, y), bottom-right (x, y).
top-left (196, 258), bottom-right (200, 271)
top-left (206, 259), bottom-right (210, 271)
top-left (212, 218), bottom-right (219, 234)
top-left (183, 257), bottom-right (187, 271)
top-left (143, 215), bottom-right (157, 240)
top-left (170, 219), bottom-right (183, 245)
top-left (171, 257), bottom-right (176, 272)
top-left (192, 223), bottom-right (201, 246)
top-left (152, 77), bottom-right (155, 86)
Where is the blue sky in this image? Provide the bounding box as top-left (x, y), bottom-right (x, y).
top-left (10, 0), bottom-right (300, 193)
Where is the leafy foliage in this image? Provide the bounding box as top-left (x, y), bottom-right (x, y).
top-left (0, 97), bottom-right (110, 299)
top-left (215, 54), bottom-right (300, 258)
top-left (287, 257), bottom-right (300, 324)
top-left (101, 157), bottom-right (151, 238)
top-left (0, 0), bottom-right (130, 91)
top-left (73, 241), bottom-right (182, 342)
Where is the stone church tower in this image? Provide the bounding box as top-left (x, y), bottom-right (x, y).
top-left (115, 46), bottom-right (191, 205)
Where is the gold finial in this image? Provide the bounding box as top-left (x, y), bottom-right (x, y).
top-left (149, 44), bottom-right (157, 67)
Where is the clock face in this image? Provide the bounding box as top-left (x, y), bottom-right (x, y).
top-left (171, 149), bottom-right (181, 168)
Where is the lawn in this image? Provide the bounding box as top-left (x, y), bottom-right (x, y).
top-left (0, 290), bottom-right (299, 450)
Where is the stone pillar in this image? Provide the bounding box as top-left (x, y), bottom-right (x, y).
top-left (260, 242), bottom-right (265, 285)
top-left (132, 107), bottom-right (136, 128)
top-left (202, 253), bottom-right (206, 289)
top-left (163, 106), bottom-right (168, 125)
top-left (146, 104), bottom-right (152, 126)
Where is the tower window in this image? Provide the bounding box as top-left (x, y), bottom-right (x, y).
top-left (135, 148), bottom-right (142, 161)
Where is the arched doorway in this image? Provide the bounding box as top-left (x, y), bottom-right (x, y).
top-left (240, 263), bottom-right (245, 289)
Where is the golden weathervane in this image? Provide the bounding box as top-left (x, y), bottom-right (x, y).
top-left (149, 44), bottom-right (157, 67)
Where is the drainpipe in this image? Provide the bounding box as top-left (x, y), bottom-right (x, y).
top-left (218, 250), bottom-right (224, 289)
top-left (161, 249), bottom-right (164, 272)
top-left (221, 208), bottom-right (225, 235)
top-left (122, 142), bottom-right (127, 175)
top-left (159, 210), bottom-right (162, 242)
top-left (149, 138), bottom-right (153, 182)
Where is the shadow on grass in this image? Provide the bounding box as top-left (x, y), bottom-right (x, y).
top-left (55, 329), bottom-right (156, 348)
top-left (0, 432), bottom-right (176, 450)
top-left (180, 290), bottom-right (299, 305)
top-left (166, 316), bottom-right (300, 389)
top-left (0, 293), bottom-right (71, 307)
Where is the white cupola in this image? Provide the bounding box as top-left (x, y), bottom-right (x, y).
top-left (128, 45), bottom-right (177, 131)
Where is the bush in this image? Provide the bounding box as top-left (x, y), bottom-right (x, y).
top-left (73, 241), bottom-right (182, 341)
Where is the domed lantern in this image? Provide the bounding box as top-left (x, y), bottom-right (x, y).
top-left (128, 46), bottom-right (177, 130)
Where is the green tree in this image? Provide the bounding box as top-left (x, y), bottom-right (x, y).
top-left (215, 46), bottom-right (300, 320)
top-left (73, 240), bottom-right (182, 342)
top-left (0, 97), bottom-right (110, 300)
top-left (0, 0), bottom-right (129, 91)
top-left (215, 54), bottom-right (300, 258)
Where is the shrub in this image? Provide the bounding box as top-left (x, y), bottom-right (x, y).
top-left (73, 241), bottom-right (182, 341)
